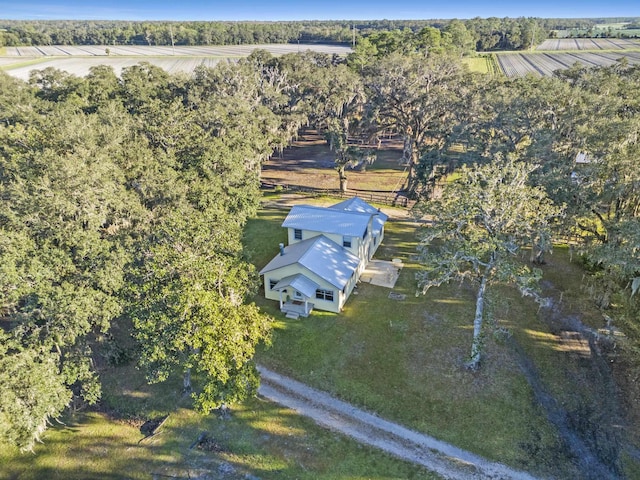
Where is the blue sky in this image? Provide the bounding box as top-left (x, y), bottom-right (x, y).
top-left (1, 0), bottom-right (639, 21)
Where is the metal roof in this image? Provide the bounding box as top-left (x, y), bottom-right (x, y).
top-left (272, 274), bottom-right (320, 298)
top-left (259, 235), bottom-right (360, 289)
top-left (282, 204), bottom-right (372, 237)
top-left (330, 196), bottom-right (388, 236)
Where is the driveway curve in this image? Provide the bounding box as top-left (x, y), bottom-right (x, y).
top-left (257, 366), bottom-right (539, 480)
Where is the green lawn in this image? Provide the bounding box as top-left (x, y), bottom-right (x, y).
top-left (1, 344), bottom-right (438, 480)
top-left (248, 207), bottom-right (557, 470)
top-left (0, 402), bottom-right (436, 480)
top-left (3, 197), bottom-right (637, 479)
top-left (1, 201), bottom-right (439, 480)
top-left (246, 203), bottom-right (636, 478)
top-left (462, 56), bottom-right (490, 74)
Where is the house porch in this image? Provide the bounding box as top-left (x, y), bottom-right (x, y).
top-left (281, 300), bottom-right (314, 319)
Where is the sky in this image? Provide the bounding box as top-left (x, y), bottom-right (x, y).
top-left (1, 0), bottom-right (639, 21)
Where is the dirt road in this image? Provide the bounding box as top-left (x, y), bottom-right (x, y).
top-left (257, 366), bottom-right (538, 480)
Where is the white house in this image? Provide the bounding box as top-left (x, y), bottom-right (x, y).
top-left (330, 196), bottom-right (387, 255)
top-left (259, 197), bottom-right (388, 316)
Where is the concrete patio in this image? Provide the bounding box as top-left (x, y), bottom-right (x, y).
top-left (360, 259), bottom-right (403, 288)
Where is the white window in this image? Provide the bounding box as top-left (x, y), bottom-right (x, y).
top-left (294, 229), bottom-right (302, 240)
top-left (343, 236), bottom-right (352, 248)
top-left (315, 289), bottom-right (334, 302)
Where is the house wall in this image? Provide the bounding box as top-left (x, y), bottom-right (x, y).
top-left (371, 225), bottom-right (384, 257)
top-left (287, 228), bottom-right (306, 245)
top-left (341, 268), bottom-right (358, 307)
top-left (263, 264), bottom-right (302, 302)
top-left (263, 264), bottom-right (353, 314)
top-left (288, 228), bottom-right (357, 251)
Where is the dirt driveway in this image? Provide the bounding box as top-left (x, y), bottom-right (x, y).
top-left (258, 366), bottom-right (538, 480)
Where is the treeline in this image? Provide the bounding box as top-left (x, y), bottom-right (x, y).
top-left (539, 17), bottom-right (640, 29)
top-left (552, 26), bottom-right (640, 39)
top-left (1, 17), bottom-right (550, 51)
top-left (540, 17), bottom-right (640, 38)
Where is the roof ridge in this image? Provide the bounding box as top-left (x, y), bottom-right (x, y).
top-left (293, 203), bottom-right (373, 216)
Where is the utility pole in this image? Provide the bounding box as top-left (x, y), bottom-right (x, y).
top-left (352, 24), bottom-right (356, 48)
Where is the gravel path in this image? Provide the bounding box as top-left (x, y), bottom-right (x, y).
top-left (257, 366), bottom-right (539, 480)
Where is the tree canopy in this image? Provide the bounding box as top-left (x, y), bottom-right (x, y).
top-left (415, 159), bottom-right (563, 368)
top-left (0, 58), bottom-right (289, 449)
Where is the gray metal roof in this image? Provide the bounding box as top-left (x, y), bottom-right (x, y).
top-left (330, 196), bottom-right (388, 236)
top-left (282, 204), bottom-right (372, 237)
top-left (272, 274), bottom-right (320, 298)
top-left (259, 235), bottom-right (360, 289)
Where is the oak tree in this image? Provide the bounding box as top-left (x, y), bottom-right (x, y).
top-left (416, 159), bottom-right (563, 369)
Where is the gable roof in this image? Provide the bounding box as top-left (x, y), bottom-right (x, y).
top-left (282, 204), bottom-right (372, 238)
top-left (330, 196), bottom-right (388, 236)
top-left (272, 274), bottom-right (320, 298)
top-left (259, 235), bottom-right (360, 289)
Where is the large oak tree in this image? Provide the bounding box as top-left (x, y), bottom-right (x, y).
top-left (416, 158), bottom-right (563, 369)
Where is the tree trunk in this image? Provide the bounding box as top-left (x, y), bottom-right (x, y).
top-left (338, 166), bottom-right (348, 193)
top-left (183, 368), bottom-right (192, 394)
top-left (406, 138), bottom-right (420, 197)
top-left (468, 274), bottom-right (488, 370)
top-left (530, 242), bottom-right (545, 265)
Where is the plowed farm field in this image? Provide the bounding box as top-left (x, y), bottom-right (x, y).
top-left (497, 50), bottom-right (640, 77)
top-left (1, 43), bottom-right (352, 80)
top-left (496, 37), bottom-right (640, 77)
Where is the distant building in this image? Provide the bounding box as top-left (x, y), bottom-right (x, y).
top-left (572, 151), bottom-right (594, 184)
top-left (575, 152), bottom-right (592, 164)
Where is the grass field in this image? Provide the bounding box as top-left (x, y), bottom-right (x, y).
top-left (262, 131), bottom-right (408, 194)
top-left (1, 400), bottom-right (435, 479)
top-left (1, 332), bottom-right (436, 479)
top-left (3, 135), bottom-right (639, 478)
top-left (246, 205), bottom-right (579, 477)
top-left (3, 195), bottom-right (637, 479)
top-left (462, 56), bottom-right (491, 74)
top-left (243, 187), bottom-right (639, 478)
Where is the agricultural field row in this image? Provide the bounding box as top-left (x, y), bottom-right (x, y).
top-left (0, 43), bottom-right (353, 81)
top-left (4, 57), bottom-right (227, 80)
top-left (497, 51), bottom-right (640, 77)
top-left (2, 43), bottom-right (352, 57)
top-left (0, 57), bottom-right (25, 66)
top-left (536, 38), bottom-right (640, 50)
